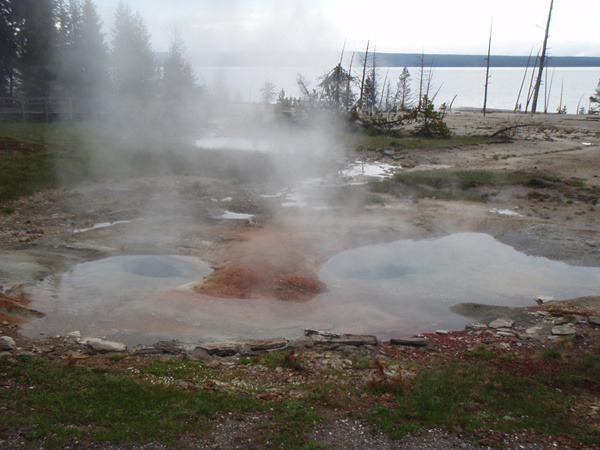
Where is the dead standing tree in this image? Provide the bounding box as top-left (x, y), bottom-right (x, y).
top-left (483, 19), bottom-right (493, 116)
top-left (531, 0), bottom-right (554, 114)
top-left (514, 48), bottom-right (534, 112)
top-left (358, 41), bottom-right (369, 111)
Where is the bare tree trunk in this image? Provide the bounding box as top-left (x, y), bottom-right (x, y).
top-left (449, 94), bottom-right (458, 112)
top-left (576, 94), bottom-right (584, 114)
top-left (531, 0), bottom-right (554, 114)
top-left (371, 48), bottom-right (377, 113)
top-left (418, 52), bottom-right (425, 108)
top-left (544, 67), bottom-right (554, 114)
top-left (525, 51), bottom-right (540, 112)
top-left (558, 77), bottom-right (564, 112)
top-left (346, 53), bottom-right (354, 111)
top-left (515, 48), bottom-right (533, 112)
top-left (335, 41), bottom-right (346, 108)
top-left (379, 68), bottom-right (389, 110)
top-left (483, 20), bottom-right (493, 116)
top-left (359, 41), bottom-right (369, 111)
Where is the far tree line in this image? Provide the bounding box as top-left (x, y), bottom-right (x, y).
top-left (0, 0), bottom-right (199, 108)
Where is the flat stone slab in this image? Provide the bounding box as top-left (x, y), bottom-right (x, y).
top-left (551, 324), bottom-right (577, 336)
top-left (314, 334), bottom-right (378, 347)
top-left (489, 318), bottom-right (514, 329)
top-left (589, 316), bottom-right (600, 326)
top-left (389, 337), bottom-right (429, 347)
top-left (133, 347), bottom-right (167, 356)
top-left (86, 338), bottom-right (127, 353)
top-left (199, 342), bottom-right (240, 357)
top-left (248, 338), bottom-right (288, 352)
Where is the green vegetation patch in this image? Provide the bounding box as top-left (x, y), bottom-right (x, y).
top-left (366, 362), bottom-right (599, 444)
top-left (0, 357), bottom-right (260, 446)
top-left (347, 133), bottom-right (493, 151)
top-left (370, 169), bottom-right (568, 203)
top-left (0, 356), bottom-right (324, 447)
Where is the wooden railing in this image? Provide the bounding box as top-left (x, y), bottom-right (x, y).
top-left (0, 97), bottom-right (94, 122)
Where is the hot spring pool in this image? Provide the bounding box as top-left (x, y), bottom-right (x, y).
top-left (21, 234), bottom-right (600, 345)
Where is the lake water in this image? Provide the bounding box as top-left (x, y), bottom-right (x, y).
top-left (197, 66), bottom-right (599, 114)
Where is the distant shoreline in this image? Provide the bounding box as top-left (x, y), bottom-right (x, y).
top-left (184, 51), bottom-right (600, 68)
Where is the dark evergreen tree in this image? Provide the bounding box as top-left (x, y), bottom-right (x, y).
top-left (362, 72), bottom-right (376, 112)
top-left (0, 0), bottom-right (17, 96)
top-left (111, 1), bottom-right (155, 101)
top-left (394, 67), bottom-right (412, 111)
top-left (590, 78), bottom-right (600, 114)
top-left (161, 30), bottom-right (196, 101)
top-left (77, 0), bottom-right (108, 99)
top-left (13, 0), bottom-right (56, 97)
top-left (55, 0), bottom-right (83, 96)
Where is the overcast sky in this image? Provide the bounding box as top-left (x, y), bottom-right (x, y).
top-left (96, 0), bottom-right (600, 61)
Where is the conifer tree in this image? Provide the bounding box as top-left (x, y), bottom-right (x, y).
top-left (161, 30), bottom-right (196, 101)
top-left (0, 0), bottom-right (17, 96)
top-left (394, 67), bottom-right (412, 111)
top-left (13, 0), bottom-right (56, 97)
top-left (111, 1), bottom-right (155, 101)
top-left (79, 0), bottom-right (108, 98)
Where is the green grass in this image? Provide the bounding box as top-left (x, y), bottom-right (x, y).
top-left (366, 362), bottom-right (599, 443)
top-left (2, 352), bottom-right (599, 447)
top-left (370, 169), bottom-right (567, 202)
top-left (0, 357), bottom-right (261, 446)
top-left (344, 133), bottom-right (493, 151)
top-left (0, 356), bottom-right (323, 447)
top-left (0, 121), bottom-right (291, 202)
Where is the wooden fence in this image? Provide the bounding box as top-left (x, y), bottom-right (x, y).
top-left (0, 97), bottom-right (94, 122)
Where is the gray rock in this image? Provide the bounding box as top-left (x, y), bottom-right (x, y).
top-left (551, 324), bottom-right (577, 336)
top-left (553, 317), bottom-right (568, 325)
top-left (304, 329), bottom-right (340, 338)
top-left (34, 345), bottom-right (54, 355)
top-left (187, 347), bottom-right (210, 361)
top-left (133, 347), bottom-right (167, 356)
top-left (525, 326), bottom-right (542, 335)
top-left (199, 342), bottom-right (240, 357)
top-left (153, 340), bottom-right (185, 354)
top-left (85, 338), bottom-right (127, 353)
top-left (489, 318), bottom-right (514, 329)
top-left (535, 295), bottom-right (554, 304)
top-left (496, 331), bottom-right (516, 337)
top-left (496, 327), bottom-right (516, 334)
top-left (390, 337), bottom-right (429, 347)
top-left (436, 330), bottom-right (450, 335)
top-left (248, 337), bottom-right (287, 352)
top-left (289, 337), bottom-right (315, 349)
top-left (0, 336), bottom-right (16, 351)
top-left (465, 322), bottom-right (487, 332)
top-left (314, 334), bottom-right (378, 347)
top-left (340, 345), bottom-right (360, 354)
top-left (588, 316), bottom-right (600, 326)
top-left (0, 351), bottom-right (11, 358)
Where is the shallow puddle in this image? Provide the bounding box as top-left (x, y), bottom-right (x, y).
top-left (20, 234), bottom-right (600, 345)
top-left (195, 137), bottom-right (269, 152)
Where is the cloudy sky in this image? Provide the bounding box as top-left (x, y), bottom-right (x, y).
top-left (96, 0), bottom-right (600, 61)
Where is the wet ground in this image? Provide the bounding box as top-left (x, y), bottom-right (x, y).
top-left (1, 111), bottom-right (599, 346)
